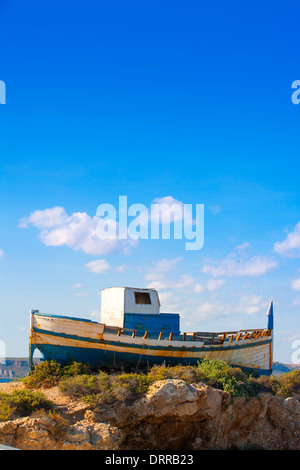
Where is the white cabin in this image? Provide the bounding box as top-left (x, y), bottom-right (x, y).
top-left (100, 287), bottom-right (180, 335)
top-left (101, 287), bottom-right (160, 326)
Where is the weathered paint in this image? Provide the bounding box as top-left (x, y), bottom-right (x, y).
top-left (100, 287), bottom-right (161, 328)
top-left (29, 310), bottom-right (273, 374)
top-left (124, 313), bottom-right (180, 335)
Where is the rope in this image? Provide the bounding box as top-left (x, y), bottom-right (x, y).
top-left (135, 343), bottom-right (146, 371)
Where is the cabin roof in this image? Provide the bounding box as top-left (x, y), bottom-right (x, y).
top-left (102, 286), bottom-right (158, 291)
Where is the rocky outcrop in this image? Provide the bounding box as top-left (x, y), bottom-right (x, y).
top-left (0, 416), bottom-right (122, 450)
top-left (0, 379), bottom-right (299, 450)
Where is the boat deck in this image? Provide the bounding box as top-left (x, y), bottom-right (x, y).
top-left (103, 325), bottom-right (272, 345)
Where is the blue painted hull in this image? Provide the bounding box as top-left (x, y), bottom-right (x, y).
top-left (34, 342), bottom-right (202, 367)
top-left (30, 311), bottom-right (273, 375)
top-left (32, 343), bottom-right (272, 375)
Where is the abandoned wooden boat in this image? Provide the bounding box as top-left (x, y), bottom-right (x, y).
top-left (29, 287), bottom-right (274, 374)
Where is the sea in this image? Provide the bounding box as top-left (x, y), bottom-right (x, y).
top-left (0, 378), bottom-right (14, 383)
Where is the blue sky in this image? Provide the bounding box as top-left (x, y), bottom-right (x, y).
top-left (1, 0), bottom-right (300, 362)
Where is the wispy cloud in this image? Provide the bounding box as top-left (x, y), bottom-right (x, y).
top-left (274, 222), bottom-right (300, 258)
top-left (144, 257), bottom-right (225, 295)
top-left (146, 274), bottom-right (205, 294)
top-left (207, 279), bottom-right (226, 291)
top-left (85, 259), bottom-right (110, 274)
top-left (72, 283), bottom-right (83, 288)
top-left (208, 205), bottom-right (221, 215)
top-left (235, 242), bottom-right (250, 253)
top-left (144, 257), bottom-right (204, 294)
top-left (85, 259), bottom-right (128, 275)
top-left (293, 297), bottom-right (300, 307)
top-left (196, 301), bottom-right (230, 320)
top-left (144, 257), bottom-right (183, 281)
top-left (194, 293), bottom-right (268, 322)
top-left (0, 249), bottom-right (3, 259)
top-left (236, 295), bottom-right (268, 315)
top-left (292, 278), bottom-right (300, 291)
top-left (202, 252), bottom-right (278, 278)
top-left (90, 309), bottom-right (100, 319)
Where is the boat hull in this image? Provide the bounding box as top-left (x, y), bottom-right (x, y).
top-left (29, 312), bottom-right (273, 375)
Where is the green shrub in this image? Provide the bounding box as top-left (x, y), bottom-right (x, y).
top-left (251, 374), bottom-right (279, 395)
top-left (47, 410), bottom-right (69, 439)
top-left (24, 359), bottom-right (300, 404)
top-left (0, 389), bottom-right (53, 421)
top-left (61, 361), bottom-right (92, 378)
top-left (195, 358), bottom-right (256, 398)
top-left (25, 360), bottom-right (92, 389)
top-left (60, 371), bottom-right (152, 408)
top-left (276, 369), bottom-right (300, 397)
top-left (0, 402), bottom-right (13, 422)
top-left (25, 360), bottom-right (63, 389)
top-left (147, 364), bottom-right (197, 383)
top-left (253, 369), bottom-right (300, 397)
top-left (59, 373), bottom-right (106, 398)
top-left (110, 373), bottom-right (153, 398)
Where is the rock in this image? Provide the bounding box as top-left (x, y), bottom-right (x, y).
top-left (0, 416), bottom-right (123, 450)
top-left (0, 379), bottom-right (299, 450)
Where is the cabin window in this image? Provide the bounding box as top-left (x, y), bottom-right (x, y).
top-left (134, 292), bottom-right (151, 304)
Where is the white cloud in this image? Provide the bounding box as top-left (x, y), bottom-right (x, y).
top-left (196, 301), bottom-right (230, 320)
top-left (18, 196), bottom-right (194, 256)
top-left (19, 206), bottom-right (67, 229)
top-left (0, 249), bottom-right (3, 259)
top-left (144, 257), bottom-right (204, 295)
top-left (236, 295), bottom-right (267, 315)
top-left (197, 301), bottom-right (219, 315)
top-left (274, 222), bottom-right (300, 258)
top-left (73, 291), bottom-right (88, 297)
top-left (19, 207), bottom-right (136, 255)
top-left (194, 293), bottom-right (267, 322)
top-left (202, 252), bottom-right (278, 278)
top-left (208, 205), bottom-right (221, 215)
top-left (90, 309), bottom-right (100, 319)
top-left (144, 257), bottom-right (182, 281)
top-left (207, 279), bottom-right (225, 291)
top-left (158, 291), bottom-right (183, 313)
top-left (235, 242), bottom-right (250, 253)
top-left (151, 196), bottom-right (191, 224)
top-left (146, 280), bottom-right (171, 291)
top-left (85, 259), bottom-right (110, 274)
top-left (193, 283), bottom-right (206, 294)
top-left (146, 274), bottom-right (204, 294)
top-left (145, 258), bottom-right (225, 295)
top-left (292, 278), bottom-right (300, 291)
top-left (73, 283), bottom-right (83, 288)
top-left (173, 275), bottom-right (204, 293)
top-left (114, 264), bottom-right (128, 273)
top-left (293, 297), bottom-right (300, 307)
top-left (126, 195), bottom-right (192, 231)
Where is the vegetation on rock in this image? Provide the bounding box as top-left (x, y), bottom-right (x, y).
top-left (1, 359), bottom-right (298, 423)
top-left (0, 389), bottom-right (53, 421)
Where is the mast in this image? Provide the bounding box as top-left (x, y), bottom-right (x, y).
top-left (266, 301), bottom-right (273, 373)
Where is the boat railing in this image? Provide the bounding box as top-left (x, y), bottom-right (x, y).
top-left (103, 325), bottom-right (272, 345)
